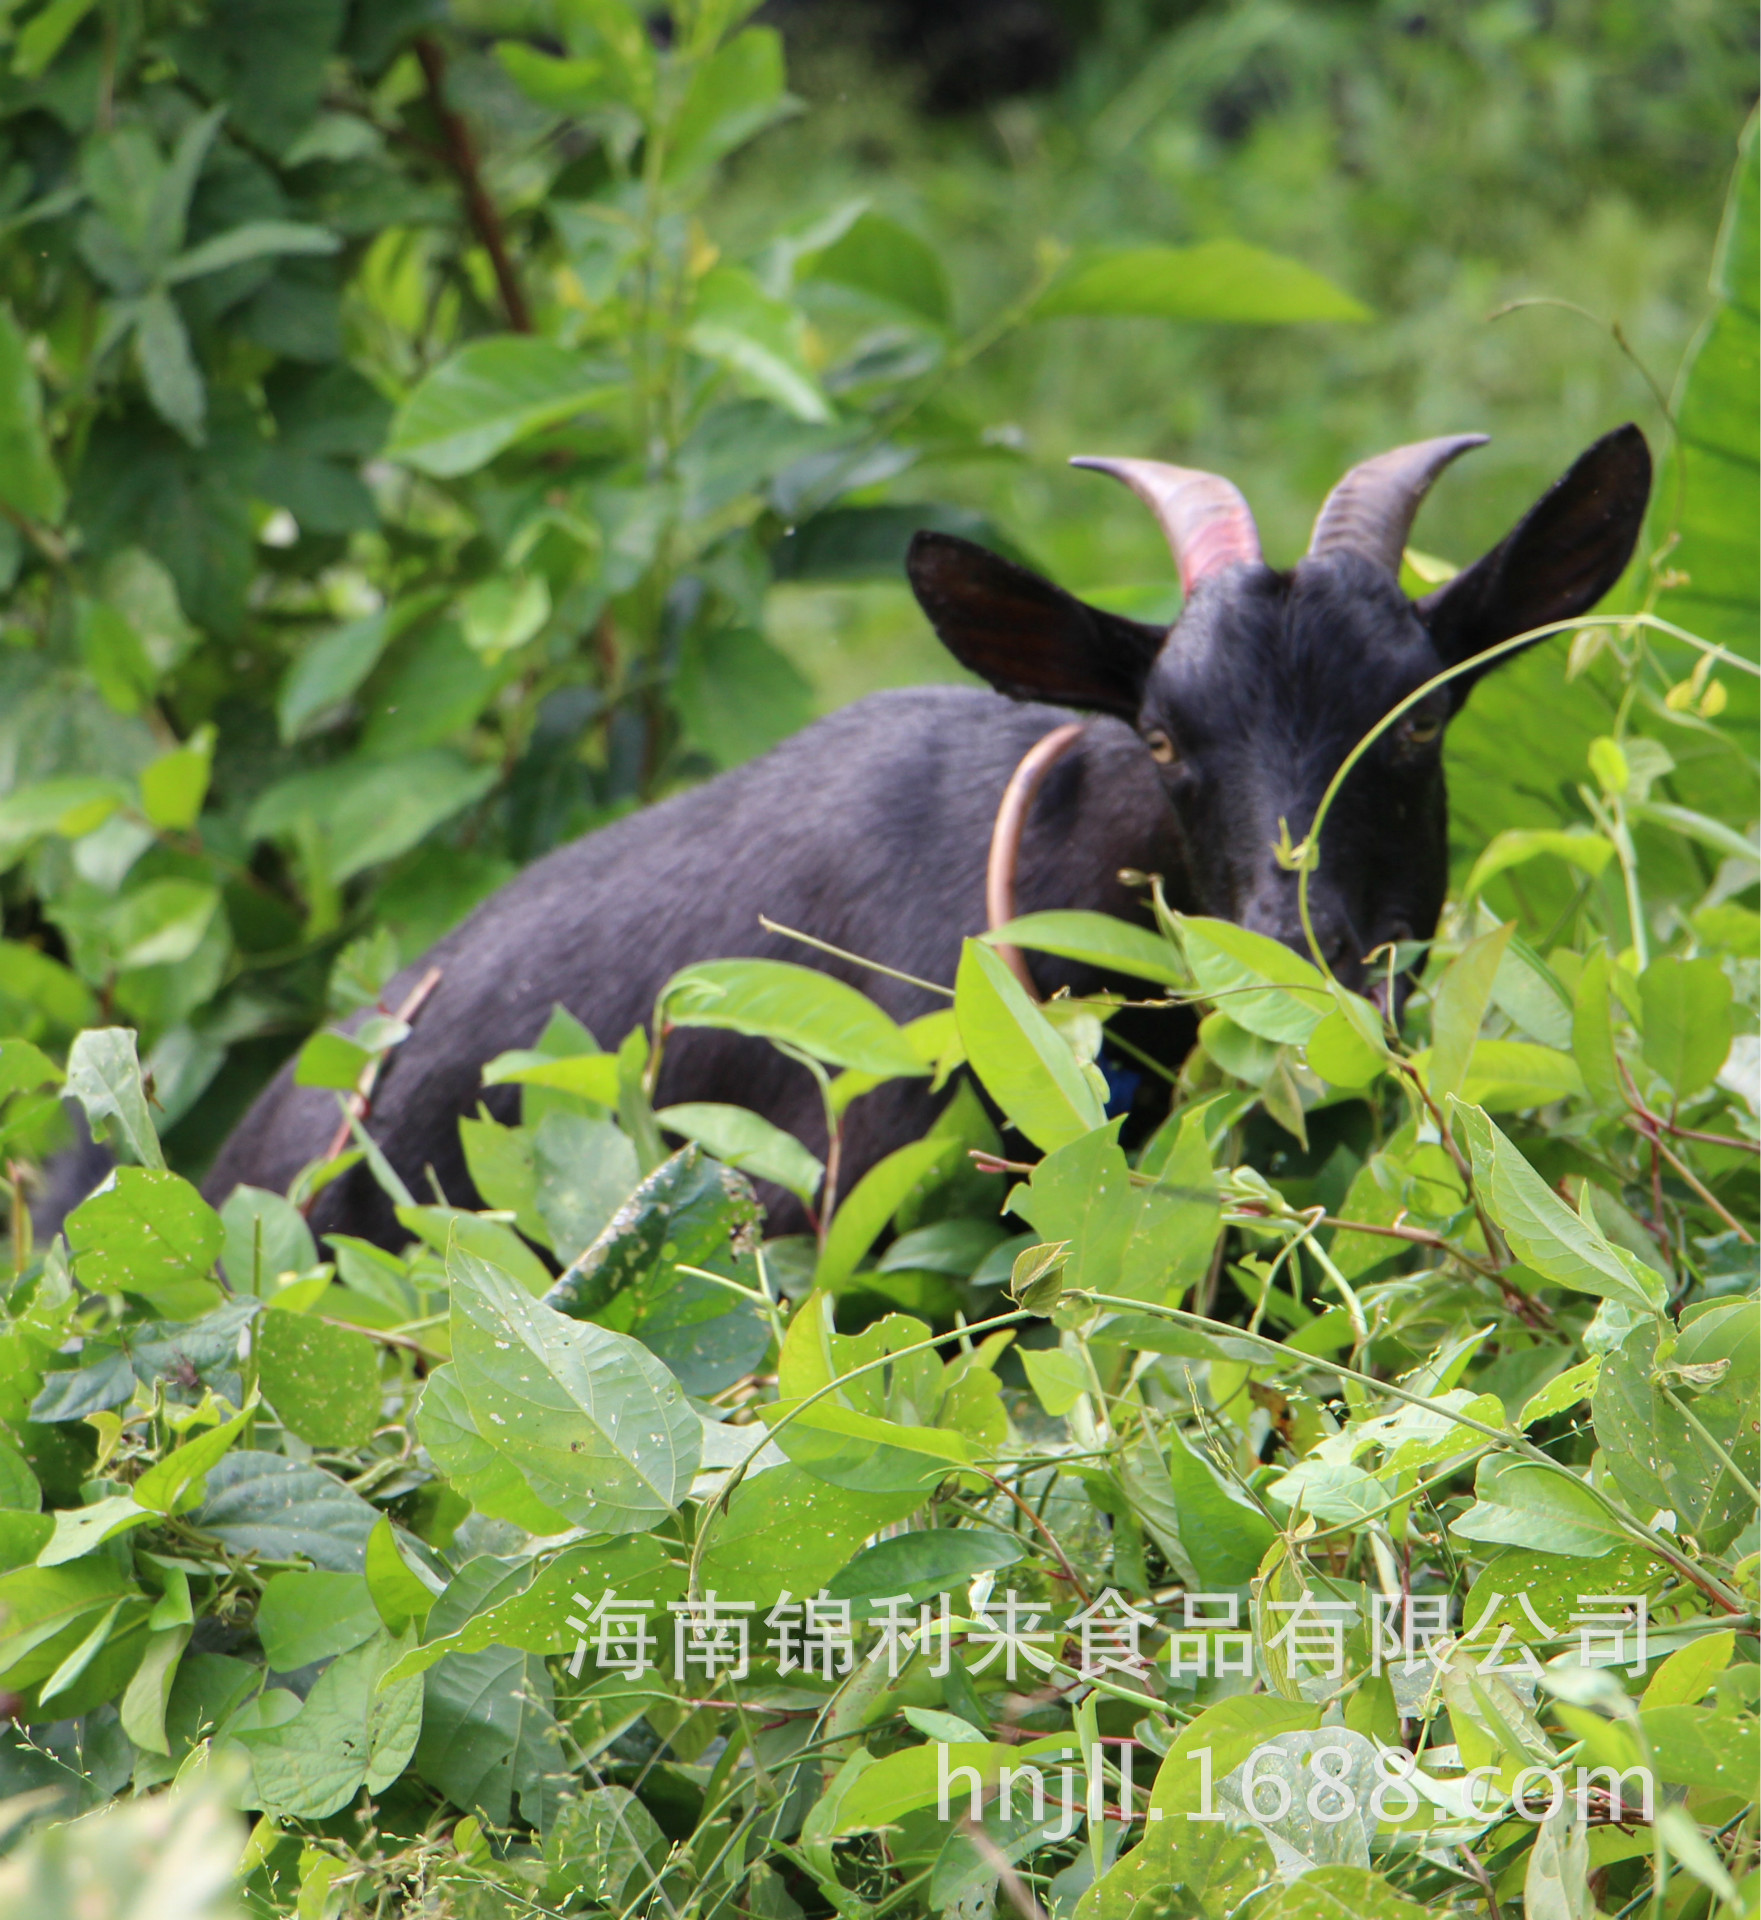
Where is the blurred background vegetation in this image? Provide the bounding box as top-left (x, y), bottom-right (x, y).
top-left (0, 0), bottom-right (1751, 1180)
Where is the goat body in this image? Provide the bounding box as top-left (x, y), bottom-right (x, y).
top-left (55, 425), bottom-right (1651, 1251)
top-left (204, 691), bottom-right (1181, 1245)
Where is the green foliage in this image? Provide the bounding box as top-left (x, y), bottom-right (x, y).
top-left (0, 7), bottom-right (1752, 1919)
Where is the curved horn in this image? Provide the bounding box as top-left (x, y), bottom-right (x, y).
top-left (1070, 457), bottom-right (1261, 597)
top-left (1308, 433), bottom-right (1489, 576)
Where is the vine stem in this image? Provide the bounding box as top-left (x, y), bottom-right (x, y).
top-left (974, 1467), bottom-right (1091, 1606)
top-left (1067, 1291), bottom-right (1748, 1615)
top-left (1659, 1383), bottom-right (1761, 1505)
top-left (1637, 1126), bottom-right (1754, 1243)
top-left (685, 1306), bottom-right (1037, 1599)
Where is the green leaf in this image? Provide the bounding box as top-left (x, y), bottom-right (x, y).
top-left (1427, 920), bottom-right (1513, 1103)
top-left (660, 957), bottom-right (924, 1078)
top-left (277, 613), bottom-right (392, 743)
top-left (417, 1367), bottom-right (574, 1536)
top-left (0, 774), bottom-right (132, 856)
top-left (189, 1452), bottom-right (380, 1572)
top-left (139, 728), bottom-right (214, 831)
top-left (246, 749), bottom-right (498, 884)
top-left (11, 0), bottom-right (97, 79)
top-left (824, 1526), bottom-right (1023, 1610)
top-left (166, 220), bottom-right (337, 284)
top-left (0, 1435), bottom-right (40, 1512)
top-left (528, 1112), bottom-right (641, 1266)
top-left (257, 1311), bottom-right (381, 1449)
top-left (66, 1168), bottom-right (223, 1312)
top-left (242, 1627), bottom-right (423, 1819)
top-left (687, 264), bottom-right (831, 423)
top-left (134, 288), bottom-right (206, 444)
top-left (1454, 1103), bottom-right (1667, 1311)
top-left (1639, 955), bottom-right (1733, 1097)
top-left (64, 1027), bottom-right (164, 1169)
top-left (675, 622), bottom-right (815, 768)
top-left (1518, 1356), bottom-right (1601, 1427)
top-left (1654, 116), bottom-right (1757, 666)
top-left (218, 1185), bottom-right (317, 1295)
top-left (816, 1138), bottom-right (956, 1291)
top-left (767, 1293), bottom-right (974, 1492)
top-left (1021, 1347), bottom-right (1087, 1416)
top-left (1009, 1117), bottom-right (1218, 1305)
top-left (799, 209), bottom-right (952, 328)
top-left (1645, 1712), bottom-right (1758, 1799)
top-left (412, 1557), bottom-right (566, 1828)
top-left (1179, 916), bottom-right (1330, 1044)
top-left (1146, 1694), bottom-right (1323, 1833)
top-left (398, 1205), bottom-right (555, 1297)
top-left (0, 1556), bottom-right (137, 1695)
top-left (1306, 1006), bottom-right (1386, 1088)
top-left (542, 1141), bottom-right (756, 1318)
top-left (1080, 1813), bottom-right (1276, 1920)
top-left (1462, 1541), bottom-right (1663, 1640)
top-left (118, 1621), bottom-right (190, 1755)
top-left (384, 1535), bottom-right (682, 1682)
top-left (1449, 1455), bottom-right (1628, 1556)
top-left (132, 1396), bottom-right (254, 1515)
top-left (364, 1518), bottom-right (438, 1634)
top-left (0, 1037), bottom-right (61, 1105)
top-left (656, 1102), bottom-right (823, 1205)
top-left (451, 1247), bottom-right (701, 1533)
top-left (496, 43), bottom-right (618, 115)
top-left (255, 1570), bottom-right (380, 1672)
top-left (545, 1787), bottom-right (668, 1914)
top-left (984, 910), bottom-right (1185, 986)
top-left (106, 878), bottom-right (222, 971)
top-left (1571, 948), bottom-right (1623, 1111)
top-left (1039, 240), bottom-right (1368, 323)
top-left (1461, 827), bottom-right (1614, 901)
top-left (36, 1493), bottom-right (155, 1567)
top-left (1253, 1867), bottom-right (1430, 1920)
top-left (1411, 1038), bottom-right (1584, 1110)
top-left (954, 939), bottom-right (1105, 1151)
top-left (0, 303), bottom-right (64, 523)
top-left (1642, 1630), bottom-right (1734, 1709)
top-left (699, 1462), bottom-right (922, 1606)
top-left (386, 338), bottom-right (625, 477)
top-left (482, 1048), bottom-right (620, 1103)
top-left (832, 1732), bottom-right (1072, 1835)
top-left (666, 27), bottom-right (796, 180)
top-left (1147, 1424), bottom-right (1277, 1587)
top-left (1594, 1319), bottom-right (1756, 1552)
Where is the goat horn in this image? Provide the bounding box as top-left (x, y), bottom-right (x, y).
top-left (1070, 458), bottom-right (1262, 597)
top-left (1307, 433), bottom-right (1489, 576)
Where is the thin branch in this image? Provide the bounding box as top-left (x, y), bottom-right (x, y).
top-left (758, 916), bottom-right (952, 998)
top-left (975, 1467), bottom-right (1092, 1607)
top-left (304, 966), bottom-right (444, 1212)
top-left (1633, 1120), bottom-right (1755, 1242)
top-left (414, 35), bottom-right (532, 333)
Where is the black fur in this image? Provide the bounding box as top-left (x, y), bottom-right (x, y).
top-left (51, 426), bottom-right (1652, 1250)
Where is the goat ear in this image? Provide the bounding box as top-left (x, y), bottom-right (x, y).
top-left (1417, 424), bottom-right (1651, 705)
top-left (907, 531), bottom-right (1165, 719)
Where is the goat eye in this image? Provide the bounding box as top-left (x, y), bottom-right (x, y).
top-left (1144, 727), bottom-right (1178, 765)
top-left (1402, 714), bottom-right (1443, 748)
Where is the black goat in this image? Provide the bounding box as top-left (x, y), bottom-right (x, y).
top-left (170, 427), bottom-right (1648, 1246)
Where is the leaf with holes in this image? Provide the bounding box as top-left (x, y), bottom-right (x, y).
top-left (451, 1248), bottom-right (700, 1534)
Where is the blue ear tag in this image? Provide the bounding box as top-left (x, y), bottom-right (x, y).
top-left (1097, 1047), bottom-right (1142, 1119)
